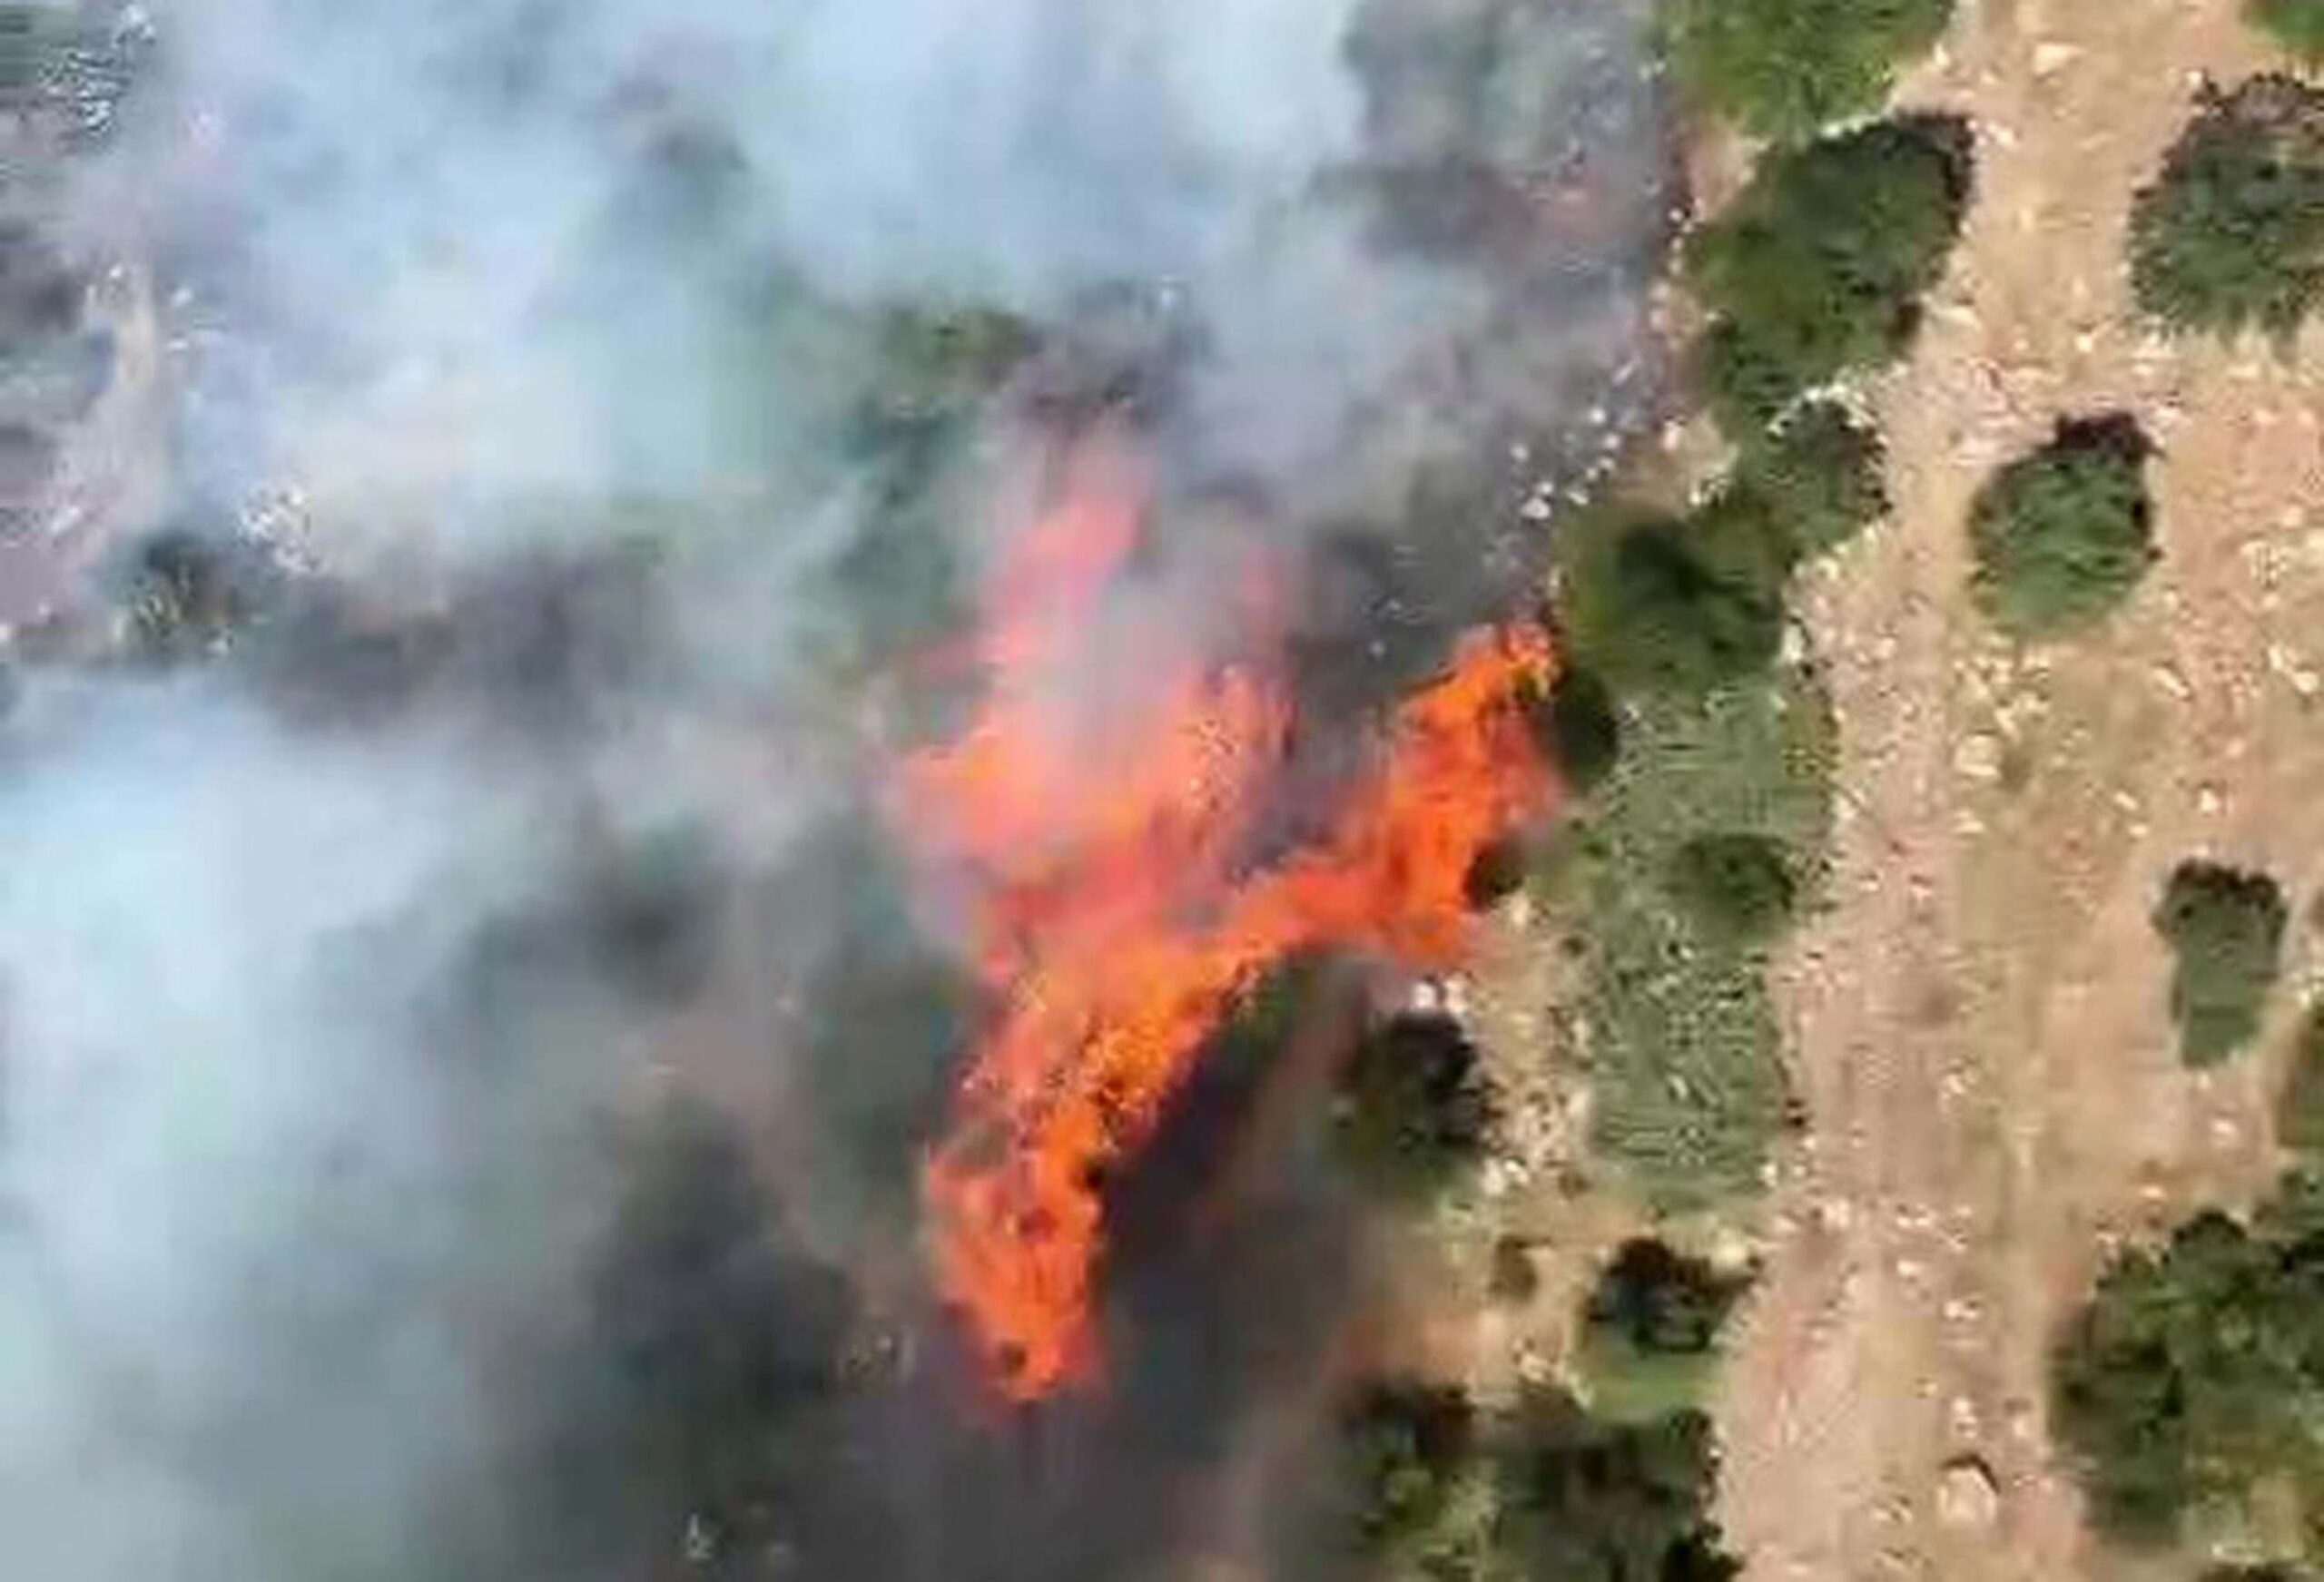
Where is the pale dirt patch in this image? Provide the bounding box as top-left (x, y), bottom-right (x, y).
top-left (1709, 3), bottom-right (2324, 1578)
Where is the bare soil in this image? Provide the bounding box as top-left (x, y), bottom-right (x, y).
top-left (1710, 3), bottom-right (2324, 1577)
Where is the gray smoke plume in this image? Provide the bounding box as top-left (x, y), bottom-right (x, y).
top-left (0, 0), bottom-right (1669, 1577)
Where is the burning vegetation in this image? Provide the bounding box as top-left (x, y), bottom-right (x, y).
top-left (894, 437), bottom-right (1561, 1400)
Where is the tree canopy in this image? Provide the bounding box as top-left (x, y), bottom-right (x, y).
top-left (1687, 114), bottom-right (1974, 428)
top-left (2131, 76), bottom-right (2324, 339)
top-left (1966, 416), bottom-right (2158, 638)
top-left (2154, 860), bottom-right (2289, 1066)
top-left (1660, 0), bottom-right (1955, 143)
top-left (2053, 1172), bottom-right (2324, 1555)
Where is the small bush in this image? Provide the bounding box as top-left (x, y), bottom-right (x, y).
top-left (1666, 832), bottom-right (1799, 947)
top-left (1688, 114), bottom-right (1974, 428)
top-left (1967, 415), bottom-right (2157, 637)
top-left (1334, 1013), bottom-right (1495, 1202)
top-left (1729, 399), bottom-right (1890, 561)
top-left (2155, 860), bottom-right (2289, 1066)
top-left (1335, 1381), bottom-right (1480, 1566)
top-left (1661, 0), bottom-right (1955, 143)
top-left (2280, 1003), bottom-right (2324, 1155)
top-left (2131, 76), bottom-right (2324, 339)
top-left (2252, 0), bottom-right (2324, 69)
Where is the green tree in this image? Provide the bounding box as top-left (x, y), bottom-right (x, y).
top-left (2132, 76), bottom-right (2324, 339)
top-left (1660, 0), bottom-right (1955, 143)
top-left (2155, 860), bottom-right (2289, 1066)
top-left (2053, 1177), bottom-right (2324, 1551)
top-left (1687, 114), bottom-right (1974, 428)
top-left (2252, 0), bottom-right (2324, 69)
top-left (1494, 1390), bottom-right (1743, 1582)
top-left (1967, 416), bottom-right (2158, 638)
top-left (1326, 1381), bottom-right (1742, 1582)
top-left (1557, 513), bottom-right (1787, 696)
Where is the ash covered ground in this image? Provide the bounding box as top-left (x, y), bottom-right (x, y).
top-left (0, 3), bottom-right (1671, 1578)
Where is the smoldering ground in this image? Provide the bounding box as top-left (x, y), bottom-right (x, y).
top-left (0, 0), bottom-right (1669, 1577)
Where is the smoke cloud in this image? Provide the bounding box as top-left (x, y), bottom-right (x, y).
top-left (0, 0), bottom-right (1669, 1577)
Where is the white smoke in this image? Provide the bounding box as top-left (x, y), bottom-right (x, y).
top-left (1, 0), bottom-right (1667, 1577)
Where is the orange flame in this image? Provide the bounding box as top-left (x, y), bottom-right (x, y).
top-left (895, 438), bottom-right (1558, 1400)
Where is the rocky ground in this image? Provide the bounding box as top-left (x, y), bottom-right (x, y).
top-left (1714, 3), bottom-right (2324, 1577)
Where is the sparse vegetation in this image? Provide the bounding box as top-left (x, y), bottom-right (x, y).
top-left (1545, 667), bottom-right (1836, 1207)
top-left (2131, 76), bottom-right (2324, 339)
top-left (1967, 416), bottom-right (2158, 638)
top-left (2052, 1171), bottom-right (2324, 1556)
top-left (2155, 860), bottom-right (2288, 1066)
top-left (2253, 0), bottom-right (2324, 64)
top-left (1687, 114), bottom-right (1974, 428)
top-left (1660, 0), bottom-right (1955, 143)
top-left (1334, 1013), bottom-right (1496, 1203)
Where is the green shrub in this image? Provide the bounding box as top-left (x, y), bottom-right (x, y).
top-left (1729, 399), bottom-right (1890, 561)
top-left (1494, 1390), bottom-right (1743, 1581)
top-left (2131, 76), bottom-right (2324, 339)
top-left (1334, 1013), bottom-right (1495, 1202)
top-left (1688, 114), bottom-right (1974, 428)
top-left (2052, 1175), bottom-right (2324, 1550)
top-left (1664, 832), bottom-right (1800, 948)
top-left (2155, 860), bottom-right (2289, 1066)
top-left (1327, 1381), bottom-right (1741, 1581)
top-left (1966, 415), bottom-right (2158, 637)
top-left (1660, 0), bottom-right (1955, 143)
top-left (2280, 1003), bottom-right (2324, 1155)
top-left (1557, 512), bottom-right (1787, 696)
top-left (2252, 0), bottom-right (2324, 70)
